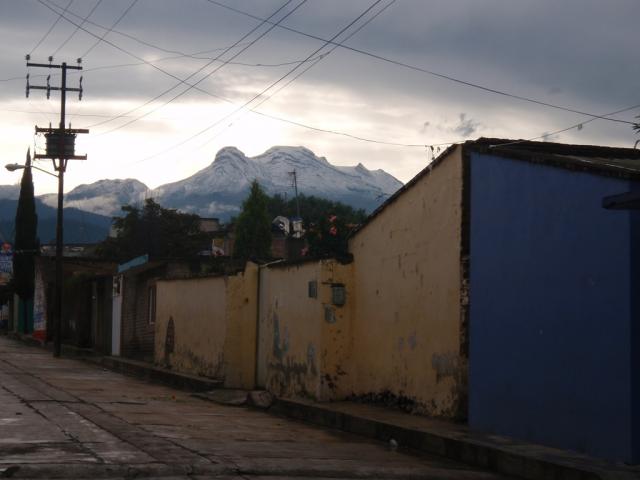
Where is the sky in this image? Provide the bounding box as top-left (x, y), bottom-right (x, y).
top-left (0, 0), bottom-right (638, 195)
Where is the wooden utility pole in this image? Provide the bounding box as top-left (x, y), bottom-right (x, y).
top-left (26, 56), bottom-right (88, 357)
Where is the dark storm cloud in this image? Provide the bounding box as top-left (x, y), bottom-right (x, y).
top-left (3, 0), bottom-right (637, 115)
top-left (1, 0), bottom-right (639, 191)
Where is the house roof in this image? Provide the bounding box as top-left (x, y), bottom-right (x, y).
top-left (350, 138), bottom-right (640, 238)
top-left (470, 138), bottom-right (640, 179)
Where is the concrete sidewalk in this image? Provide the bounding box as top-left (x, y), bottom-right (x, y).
top-left (82, 353), bottom-right (639, 480)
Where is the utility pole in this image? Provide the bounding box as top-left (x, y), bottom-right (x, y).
top-left (26, 55), bottom-right (88, 358)
top-left (289, 170), bottom-right (301, 219)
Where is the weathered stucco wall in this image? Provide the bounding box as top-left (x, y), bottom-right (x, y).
top-left (257, 259), bottom-right (353, 400)
top-left (221, 262), bottom-right (258, 389)
top-left (155, 264), bottom-right (258, 388)
top-left (348, 146), bottom-right (465, 418)
top-left (155, 276), bottom-right (228, 379)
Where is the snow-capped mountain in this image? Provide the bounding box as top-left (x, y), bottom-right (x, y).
top-left (153, 146), bottom-right (402, 218)
top-left (3, 146), bottom-right (402, 221)
top-left (41, 179), bottom-right (149, 218)
top-left (0, 185), bottom-right (20, 200)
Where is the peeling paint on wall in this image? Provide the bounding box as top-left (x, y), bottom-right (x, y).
top-left (272, 313), bottom-right (290, 361)
top-left (307, 343), bottom-right (317, 375)
top-left (407, 331), bottom-right (417, 350)
top-left (431, 352), bottom-right (460, 383)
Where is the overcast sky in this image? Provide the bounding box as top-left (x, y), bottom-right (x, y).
top-left (0, 0), bottom-right (638, 195)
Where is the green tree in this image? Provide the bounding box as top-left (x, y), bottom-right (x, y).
top-left (634, 116), bottom-right (640, 148)
top-left (266, 193), bottom-right (366, 258)
top-left (97, 198), bottom-right (208, 260)
top-left (266, 193), bottom-right (367, 228)
top-left (234, 181), bottom-right (272, 259)
top-left (12, 149), bottom-right (39, 333)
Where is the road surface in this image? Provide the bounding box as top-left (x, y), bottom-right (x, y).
top-left (0, 336), bottom-right (510, 479)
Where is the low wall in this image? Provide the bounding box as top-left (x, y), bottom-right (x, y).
top-left (257, 259), bottom-right (353, 401)
top-left (155, 263), bottom-right (257, 388)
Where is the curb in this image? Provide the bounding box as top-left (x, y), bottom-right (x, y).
top-left (87, 356), bottom-right (223, 392)
top-left (269, 398), bottom-right (638, 480)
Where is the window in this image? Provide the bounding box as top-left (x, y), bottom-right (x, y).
top-left (148, 285), bottom-right (156, 324)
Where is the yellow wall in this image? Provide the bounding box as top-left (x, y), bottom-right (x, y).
top-left (348, 146), bottom-right (465, 418)
top-left (222, 262), bottom-right (258, 389)
top-left (257, 259), bottom-right (353, 400)
top-left (155, 264), bottom-right (258, 389)
top-left (155, 276), bottom-right (227, 378)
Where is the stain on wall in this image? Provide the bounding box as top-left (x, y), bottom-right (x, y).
top-left (257, 259), bottom-right (353, 400)
top-left (155, 263), bottom-right (258, 389)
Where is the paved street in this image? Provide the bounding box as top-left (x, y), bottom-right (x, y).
top-left (0, 337), bottom-right (510, 479)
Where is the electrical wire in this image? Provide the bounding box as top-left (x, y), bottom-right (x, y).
top-left (32, 0), bottom-right (640, 152)
top-left (36, 0), bottom-right (243, 102)
top-left (207, 0), bottom-right (395, 147)
top-left (46, 0), bottom-right (253, 59)
top-left (0, 51), bottom-right (328, 85)
top-left (35, 0), bottom-right (295, 116)
top-left (0, 108), bottom-right (137, 119)
top-left (80, 0), bottom-right (139, 58)
top-left (489, 103), bottom-right (640, 149)
top-left (52, 0), bottom-right (103, 57)
top-left (135, 0), bottom-right (386, 164)
top-left (92, 0), bottom-right (307, 133)
top-left (29, 0), bottom-right (73, 55)
top-left (204, 0), bottom-right (636, 126)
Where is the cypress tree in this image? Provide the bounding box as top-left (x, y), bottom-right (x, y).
top-left (13, 149), bottom-right (39, 330)
top-left (234, 181), bottom-right (272, 259)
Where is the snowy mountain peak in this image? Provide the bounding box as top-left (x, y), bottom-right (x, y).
top-left (214, 146), bottom-right (247, 163)
top-left (152, 146), bottom-right (402, 219)
top-left (41, 178), bottom-right (150, 218)
top-left (6, 146), bottom-right (403, 221)
top-left (67, 178), bottom-right (149, 200)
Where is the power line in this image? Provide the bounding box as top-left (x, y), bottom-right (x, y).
top-left (489, 103), bottom-right (640, 149)
top-left (35, 0), bottom-right (300, 123)
top-left (93, 0), bottom-right (307, 133)
top-left (204, 0), bottom-right (636, 126)
top-left (33, 0), bottom-right (639, 153)
top-left (29, 0), bottom-right (74, 55)
top-left (0, 51), bottom-right (329, 84)
top-left (0, 108), bottom-right (137, 119)
top-left (52, 0), bottom-right (103, 57)
top-left (135, 0), bottom-right (386, 164)
top-left (80, 0), bottom-right (139, 58)
top-left (210, 0), bottom-right (395, 147)
top-left (46, 0), bottom-right (252, 59)
top-left (36, 0), bottom-right (243, 99)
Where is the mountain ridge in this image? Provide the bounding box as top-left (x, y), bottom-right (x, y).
top-left (4, 146), bottom-right (403, 222)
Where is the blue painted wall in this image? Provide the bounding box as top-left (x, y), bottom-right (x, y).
top-left (468, 152), bottom-right (638, 463)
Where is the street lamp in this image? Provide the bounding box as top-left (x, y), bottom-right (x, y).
top-left (5, 163), bottom-right (58, 178)
top-left (5, 161), bottom-right (64, 357)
